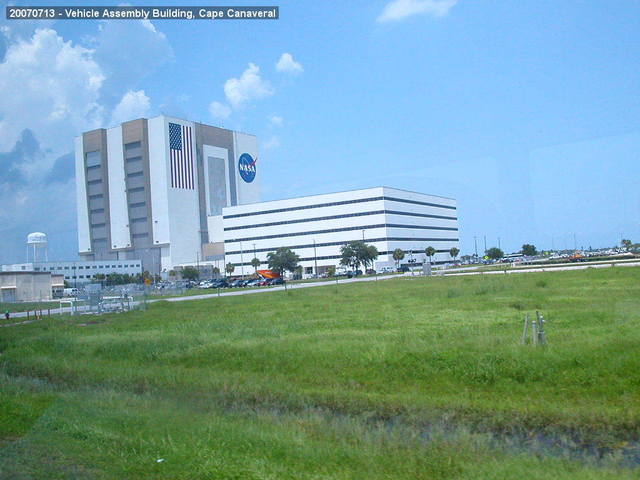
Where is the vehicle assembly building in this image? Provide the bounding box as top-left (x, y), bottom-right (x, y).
top-left (76, 115), bottom-right (259, 273)
top-left (76, 116), bottom-right (458, 275)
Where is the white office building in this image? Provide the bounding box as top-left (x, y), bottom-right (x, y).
top-left (76, 115), bottom-right (259, 274)
top-left (223, 187), bottom-right (459, 276)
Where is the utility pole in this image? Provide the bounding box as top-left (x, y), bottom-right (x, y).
top-left (474, 236), bottom-right (478, 259)
top-left (362, 229), bottom-right (365, 241)
top-left (483, 235), bottom-right (487, 254)
top-left (573, 233), bottom-right (577, 251)
top-left (313, 239), bottom-right (318, 277)
top-left (240, 240), bottom-right (244, 279)
top-left (498, 237), bottom-right (501, 250)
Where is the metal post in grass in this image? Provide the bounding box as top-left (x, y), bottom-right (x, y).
top-left (536, 311), bottom-right (547, 346)
top-left (532, 316), bottom-right (538, 345)
top-left (522, 313), bottom-right (530, 344)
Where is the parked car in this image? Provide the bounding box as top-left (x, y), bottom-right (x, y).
top-left (245, 279), bottom-right (262, 287)
top-left (268, 277), bottom-right (285, 285)
top-left (365, 269), bottom-right (376, 275)
top-left (229, 279), bottom-right (244, 288)
top-left (397, 266), bottom-right (410, 273)
top-left (211, 279), bottom-right (228, 288)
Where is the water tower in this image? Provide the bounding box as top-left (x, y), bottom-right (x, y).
top-left (27, 232), bottom-right (48, 263)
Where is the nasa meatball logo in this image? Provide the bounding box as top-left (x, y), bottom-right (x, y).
top-left (238, 153), bottom-right (257, 183)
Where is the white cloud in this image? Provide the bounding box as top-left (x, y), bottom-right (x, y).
top-left (262, 136), bottom-right (281, 150)
top-left (110, 90), bottom-right (151, 125)
top-left (90, 18), bottom-right (172, 102)
top-left (0, 28), bottom-right (104, 156)
top-left (268, 114), bottom-right (283, 127)
top-left (275, 53), bottom-right (303, 74)
top-left (376, 0), bottom-right (458, 23)
top-left (224, 63), bottom-right (274, 108)
top-left (209, 101), bottom-right (231, 120)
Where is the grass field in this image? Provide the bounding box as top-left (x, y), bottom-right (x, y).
top-left (1, 267), bottom-right (639, 478)
top-left (0, 300), bottom-right (61, 315)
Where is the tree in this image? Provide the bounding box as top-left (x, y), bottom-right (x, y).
top-left (327, 266), bottom-right (336, 277)
top-left (339, 242), bottom-right (361, 271)
top-left (486, 247), bottom-right (504, 260)
top-left (250, 257), bottom-right (261, 273)
top-left (225, 263), bottom-right (235, 275)
top-left (340, 241), bottom-right (378, 271)
top-left (267, 247), bottom-right (300, 275)
top-left (621, 239), bottom-right (632, 250)
top-left (522, 244), bottom-right (537, 256)
top-left (449, 247), bottom-right (460, 260)
top-left (212, 266), bottom-right (220, 275)
top-left (362, 244), bottom-right (379, 270)
top-left (424, 246), bottom-right (436, 264)
top-left (392, 248), bottom-right (405, 268)
top-left (181, 266), bottom-right (199, 281)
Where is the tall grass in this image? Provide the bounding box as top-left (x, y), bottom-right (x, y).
top-left (1, 267), bottom-right (639, 478)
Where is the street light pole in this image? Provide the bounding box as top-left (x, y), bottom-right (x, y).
top-left (474, 236), bottom-right (478, 259)
top-left (313, 239), bottom-right (318, 276)
top-left (240, 240), bottom-right (244, 279)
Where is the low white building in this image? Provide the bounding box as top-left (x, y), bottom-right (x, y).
top-left (222, 186), bottom-right (459, 276)
top-left (0, 271), bottom-right (64, 302)
top-left (1, 260), bottom-right (142, 284)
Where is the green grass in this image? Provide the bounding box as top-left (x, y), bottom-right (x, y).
top-left (0, 300), bottom-right (60, 314)
top-left (1, 267), bottom-right (639, 478)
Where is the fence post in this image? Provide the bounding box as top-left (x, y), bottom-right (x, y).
top-left (532, 314), bottom-right (538, 345)
top-left (537, 311), bottom-right (547, 346)
top-left (522, 313), bottom-right (530, 344)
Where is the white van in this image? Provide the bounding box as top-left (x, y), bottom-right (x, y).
top-left (63, 288), bottom-right (78, 297)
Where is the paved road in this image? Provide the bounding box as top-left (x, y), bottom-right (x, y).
top-left (3, 260), bottom-right (639, 326)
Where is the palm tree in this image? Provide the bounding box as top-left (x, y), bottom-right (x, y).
top-left (250, 257), bottom-right (261, 273)
top-left (449, 247), bottom-right (460, 261)
top-left (392, 248), bottom-right (405, 269)
top-left (424, 246), bottom-right (436, 264)
top-left (225, 263), bottom-right (235, 275)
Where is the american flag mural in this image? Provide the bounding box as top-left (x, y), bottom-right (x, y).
top-left (169, 122), bottom-right (195, 189)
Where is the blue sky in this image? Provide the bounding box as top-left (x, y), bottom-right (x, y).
top-left (0, 0), bottom-right (638, 262)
